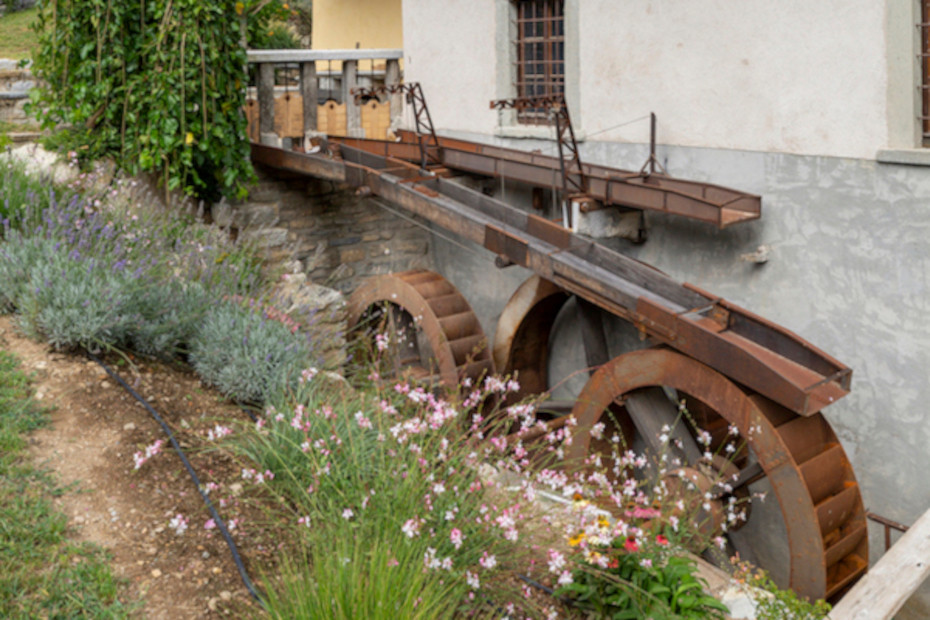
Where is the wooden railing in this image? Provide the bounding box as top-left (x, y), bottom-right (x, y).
top-left (245, 49), bottom-right (403, 147)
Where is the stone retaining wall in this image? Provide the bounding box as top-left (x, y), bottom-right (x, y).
top-left (0, 59), bottom-right (34, 125)
top-left (215, 165), bottom-right (433, 294)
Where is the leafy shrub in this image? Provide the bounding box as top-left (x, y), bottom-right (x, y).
top-left (29, 0), bottom-right (288, 201)
top-left (190, 299), bottom-right (319, 403)
top-left (558, 537), bottom-right (727, 619)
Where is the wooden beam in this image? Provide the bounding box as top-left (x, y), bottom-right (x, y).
top-left (829, 508), bottom-right (930, 620)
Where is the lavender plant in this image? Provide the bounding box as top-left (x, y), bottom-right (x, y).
top-left (189, 299), bottom-right (321, 404)
top-left (0, 160), bottom-right (265, 357)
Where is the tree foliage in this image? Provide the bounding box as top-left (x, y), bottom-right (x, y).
top-left (30, 0), bottom-right (287, 201)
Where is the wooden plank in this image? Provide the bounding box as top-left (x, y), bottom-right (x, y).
top-left (829, 507), bottom-right (930, 619)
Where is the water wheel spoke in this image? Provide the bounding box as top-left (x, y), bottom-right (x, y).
top-left (624, 387), bottom-right (703, 466)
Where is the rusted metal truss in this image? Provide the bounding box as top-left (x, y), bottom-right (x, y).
top-left (350, 82), bottom-right (440, 169)
top-left (491, 95), bottom-right (587, 206)
top-left (251, 141), bottom-right (849, 417)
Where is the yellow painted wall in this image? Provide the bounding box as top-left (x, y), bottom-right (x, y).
top-left (312, 0), bottom-right (403, 51)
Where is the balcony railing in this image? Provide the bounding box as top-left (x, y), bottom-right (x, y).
top-left (245, 49), bottom-right (403, 147)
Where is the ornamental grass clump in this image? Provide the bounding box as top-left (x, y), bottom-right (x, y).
top-left (230, 366), bottom-right (564, 619)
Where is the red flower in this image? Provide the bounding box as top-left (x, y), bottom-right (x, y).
top-left (655, 534), bottom-right (669, 546)
top-left (624, 537), bottom-right (640, 553)
top-left (607, 557), bottom-right (619, 569)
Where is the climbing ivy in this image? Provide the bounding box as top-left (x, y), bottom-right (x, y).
top-left (30, 0), bottom-right (287, 201)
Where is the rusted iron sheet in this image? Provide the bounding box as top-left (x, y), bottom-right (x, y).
top-left (394, 131), bottom-right (762, 227)
top-left (250, 143), bottom-right (345, 182)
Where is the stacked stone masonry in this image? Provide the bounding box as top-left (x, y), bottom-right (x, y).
top-left (216, 165), bottom-right (433, 293)
top-left (213, 165), bottom-right (434, 370)
top-left (0, 59), bottom-right (34, 125)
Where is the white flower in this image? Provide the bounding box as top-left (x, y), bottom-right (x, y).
top-left (466, 571), bottom-right (480, 590)
top-left (557, 570), bottom-right (574, 586)
top-left (342, 508), bottom-right (355, 520)
top-left (547, 549), bottom-right (566, 574)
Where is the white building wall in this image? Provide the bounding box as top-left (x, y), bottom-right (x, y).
top-left (404, 0), bottom-right (892, 160)
top-left (402, 1), bottom-right (499, 136)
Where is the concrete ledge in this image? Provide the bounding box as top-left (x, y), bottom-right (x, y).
top-left (494, 124), bottom-right (586, 142)
top-left (247, 48), bottom-right (403, 63)
top-left (876, 148), bottom-right (930, 167)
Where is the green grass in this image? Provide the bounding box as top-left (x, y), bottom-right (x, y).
top-left (0, 350), bottom-right (134, 618)
top-left (0, 7), bottom-right (38, 60)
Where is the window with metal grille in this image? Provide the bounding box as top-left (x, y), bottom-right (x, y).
top-left (922, 1), bottom-right (930, 144)
top-left (514, 0), bottom-right (565, 125)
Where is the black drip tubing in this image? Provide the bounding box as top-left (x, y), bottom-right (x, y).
top-left (86, 351), bottom-right (266, 608)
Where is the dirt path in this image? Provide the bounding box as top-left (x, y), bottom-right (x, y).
top-left (0, 315), bottom-right (273, 619)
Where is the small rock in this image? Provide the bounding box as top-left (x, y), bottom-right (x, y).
top-left (123, 422), bottom-right (136, 431)
top-left (229, 483), bottom-right (243, 497)
top-left (219, 590), bottom-right (232, 601)
top-left (151, 568), bottom-right (162, 578)
top-left (208, 598), bottom-right (218, 612)
top-left (34, 361), bottom-right (47, 370)
top-left (212, 567), bottom-right (222, 574)
top-left (202, 551), bottom-right (211, 559)
top-left (74, 515), bottom-right (85, 524)
top-left (101, 381), bottom-right (112, 389)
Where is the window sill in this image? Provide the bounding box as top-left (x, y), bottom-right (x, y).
top-left (494, 125), bottom-right (586, 141)
top-left (876, 148), bottom-right (930, 166)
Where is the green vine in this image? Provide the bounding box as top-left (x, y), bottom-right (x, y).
top-left (29, 0), bottom-right (287, 201)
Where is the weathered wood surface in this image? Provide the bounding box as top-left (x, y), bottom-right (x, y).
top-left (829, 507), bottom-right (930, 619)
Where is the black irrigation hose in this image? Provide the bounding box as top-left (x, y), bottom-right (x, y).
top-left (86, 351), bottom-right (267, 608)
top-left (518, 573), bottom-right (577, 609)
top-left (90, 355), bottom-right (575, 614)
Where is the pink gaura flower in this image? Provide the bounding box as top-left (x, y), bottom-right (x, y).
top-left (450, 528), bottom-right (464, 549)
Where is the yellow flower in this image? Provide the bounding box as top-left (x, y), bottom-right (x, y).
top-left (568, 531), bottom-right (586, 547)
top-left (597, 515), bottom-right (610, 529)
top-left (185, 132), bottom-right (194, 146)
top-left (282, 3), bottom-right (289, 8)
top-left (235, 2), bottom-right (244, 15)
